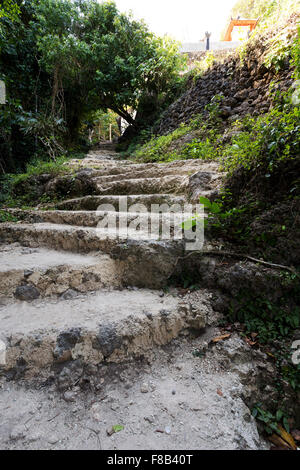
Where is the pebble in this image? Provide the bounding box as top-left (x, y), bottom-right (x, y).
top-left (47, 434), bottom-right (59, 444)
top-left (28, 432), bottom-right (40, 442)
top-left (106, 426), bottom-right (115, 436)
top-left (10, 425), bottom-right (25, 441)
top-left (63, 391), bottom-right (76, 403)
top-left (140, 382), bottom-right (149, 393)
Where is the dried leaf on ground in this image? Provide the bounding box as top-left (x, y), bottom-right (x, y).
top-left (278, 425), bottom-right (297, 450)
top-left (244, 337), bottom-right (257, 347)
top-left (268, 434), bottom-right (291, 449)
top-left (211, 334), bottom-right (231, 343)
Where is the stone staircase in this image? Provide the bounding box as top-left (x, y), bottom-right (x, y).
top-left (0, 147), bottom-right (223, 379)
top-left (0, 147), bottom-right (269, 451)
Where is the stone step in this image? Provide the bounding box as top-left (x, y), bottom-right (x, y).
top-left (6, 209), bottom-right (197, 229)
top-left (0, 223), bottom-right (185, 288)
top-left (68, 156), bottom-right (220, 176)
top-left (0, 244), bottom-right (122, 300)
top-left (0, 289), bottom-right (207, 379)
top-left (95, 175), bottom-right (187, 195)
top-left (88, 162), bottom-right (220, 182)
top-left (53, 194), bottom-right (188, 211)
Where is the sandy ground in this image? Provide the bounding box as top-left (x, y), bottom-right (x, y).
top-left (0, 331), bottom-right (268, 450)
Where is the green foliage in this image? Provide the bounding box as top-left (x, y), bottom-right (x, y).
top-left (17, 155), bottom-right (69, 179)
top-left (0, 154), bottom-right (72, 208)
top-left (228, 287), bottom-right (300, 394)
top-left (252, 404), bottom-right (290, 435)
top-left (84, 109), bottom-right (120, 143)
top-left (35, 0), bottom-right (185, 132)
top-left (180, 137), bottom-right (218, 160)
top-left (182, 195), bottom-right (247, 234)
top-left (118, 126), bottom-right (153, 157)
top-left (0, 0), bottom-right (19, 22)
top-left (204, 93), bottom-right (224, 121)
top-left (223, 0), bottom-right (300, 38)
top-left (190, 52), bottom-right (216, 79)
top-left (134, 123), bottom-right (192, 162)
top-left (228, 294), bottom-right (299, 344)
top-left (0, 209), bottom-right (17, 222)
top-left (0, 0), bottom-right (185, 172)
top-left (19, 112), bottom-right (66, 160)
top-left (221, 100), bottom-right (300, 174)
top-left (133, 98), bottom-right (224, 163)
top-left (263, 27), bottom-right (294, 72)
top-left (291, 27), bottom-right (300, 80)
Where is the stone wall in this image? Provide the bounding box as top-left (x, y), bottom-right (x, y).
top-left (157, 14), bottom-right (298, 136)
top-left (184, 50), bottom-right (238, 71)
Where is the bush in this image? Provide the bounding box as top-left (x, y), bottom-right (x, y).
top-left (134, 123), bottom-right (192, 162)
top-left (221, 99), bottom-right (300, 174)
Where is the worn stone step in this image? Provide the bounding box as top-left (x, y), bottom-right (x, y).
top-left (0, 244), bottom-right (121, 300)
top-left (68, 155), bottom-right (220, 175)
top-left (53, 194), bottom-right (188, 211)
top-left (6, 209), bottom-right (196, 229)
top-left (95, 175), bottom-right (187, 195)
top-left (89, 161), bottom-right (221, 182)
top-left (0, 222), bottom-right (190, 245)
top-left (0, 289), bottom-right (208, 379)
top-left (0, 223), bottom-right (185, 288)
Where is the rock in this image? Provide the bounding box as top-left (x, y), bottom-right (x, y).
top-left (14, 284), bottom-right (40, 301)
top-left (219, 106), bottom-right (232, 118)
top-left (63, 391), bottom-right (77, 402)
top-left (47, 434), bottom-right (59, 444)
top-left (54, 328), bottom-right (82, 362)
top-left (90, 403), bottom-right (102, 422)
top-left (10, 425), bottom-right (25, 441)
top-left (24, 270), bottom-right (34, 278)
top-left (94, 324), bottom-right (122, 357)
top-left (140, 382), bottom-right (149, 393)
top-left (44, 173), bottom-right (98, 199)
top-left (60, 289), bottom-right (79, 300)
top-left (57, 361), bottom-right (83, 391)
top-left (106, 426), bottom-right (115, 436)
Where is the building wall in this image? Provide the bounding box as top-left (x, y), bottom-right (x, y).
top-left (180, 41), bottom-right (241, 53)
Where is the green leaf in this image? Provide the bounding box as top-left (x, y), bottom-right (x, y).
top-left (112, 425), bottom-right (124, 433)
top-left (283, 417), bottom-right (290, 433)
top-left (181, 218), bottom-right (196, 230)
top-left (210, 202), bottom-right (222, 214)
top-left (199, 196), bottom-right (211, 209)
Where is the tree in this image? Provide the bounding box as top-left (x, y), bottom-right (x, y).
top-left (0, 0), bottom-right (52, 171)
top-left (35, 0), bottom-right (185, 141)
top-left (0, 0), bottom-right (185, 170)
top-left (0, 0), bottom-right (20, 20)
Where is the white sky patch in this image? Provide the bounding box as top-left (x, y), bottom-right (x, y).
top-left (114, 0), bottom-right (237, 42)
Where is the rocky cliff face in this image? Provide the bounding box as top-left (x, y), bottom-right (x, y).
top-left (156, 14), bottom-right (299, 135)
